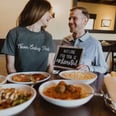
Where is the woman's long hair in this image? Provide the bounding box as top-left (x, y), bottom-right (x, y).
top-left (17, 0), bottom-right (52, 27)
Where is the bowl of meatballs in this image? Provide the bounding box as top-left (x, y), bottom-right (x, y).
top-left (39, 80), bottom-right (94, 108)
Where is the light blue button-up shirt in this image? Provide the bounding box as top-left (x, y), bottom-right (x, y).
top-left (61, 32), bottom-right (108, 73)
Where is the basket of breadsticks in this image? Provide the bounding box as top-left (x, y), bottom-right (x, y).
top-left (104, 71), bottom-right (116, 113)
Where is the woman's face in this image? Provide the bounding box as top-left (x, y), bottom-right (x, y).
top-left (39, 11), bottom-right (53, 27)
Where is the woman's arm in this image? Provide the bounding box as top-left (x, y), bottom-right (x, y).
top-left (47, 53), bottom-right (55, 74)
top-left (6, 55), bottom-right (16, 74)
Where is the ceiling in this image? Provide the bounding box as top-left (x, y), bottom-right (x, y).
top-left (78, 0), bottom-right (116, 5)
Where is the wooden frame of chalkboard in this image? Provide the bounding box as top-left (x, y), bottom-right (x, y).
top-left (53, 46), bottom-right (83, 70)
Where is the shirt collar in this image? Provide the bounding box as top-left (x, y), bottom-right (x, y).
top-left (77, 31), bottom-right (90, 42)
top-left (67, 31), bottom-right (90, 44)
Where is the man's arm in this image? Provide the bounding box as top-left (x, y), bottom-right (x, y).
top-left (88, 43), bottom-right (109, 73)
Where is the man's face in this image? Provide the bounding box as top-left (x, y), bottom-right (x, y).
top-left (68, 9), bottom-right (88, 33)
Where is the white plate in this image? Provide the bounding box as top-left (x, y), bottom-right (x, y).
top-left (0, 75), bottom-right (7, 85)
top-left (39, 80), bottom-right (94, 108)
top-left (59, 70), bottom-right (97, 84)
top-left (0, 84), bottom-right (36, 116)
top-left (7, 71), bottom-right (51, 85)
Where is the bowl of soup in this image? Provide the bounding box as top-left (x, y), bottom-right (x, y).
top-left (39, 80), bottom-right (94, 108)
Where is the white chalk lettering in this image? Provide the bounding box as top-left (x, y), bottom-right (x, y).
top-left (56, 58), bottom-right (78, 66)
top-left (63, 49), bottom-right (75, 54)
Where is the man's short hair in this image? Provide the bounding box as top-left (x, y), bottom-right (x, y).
top-left (70, 6), bottom-right (89, 19)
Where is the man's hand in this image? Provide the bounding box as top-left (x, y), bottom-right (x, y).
top-left (76, 64), bottom-right (90, 72)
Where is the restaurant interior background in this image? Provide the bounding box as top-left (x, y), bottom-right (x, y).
top-left (0, 0), bottom-right (116, 75)
top-left (0, 0), bottom-right (116, 40)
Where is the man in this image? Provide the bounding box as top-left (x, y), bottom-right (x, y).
top-left (61, 6), bottom-right (108, 73)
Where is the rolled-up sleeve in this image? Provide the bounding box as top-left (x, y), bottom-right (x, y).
top-left (88, 42), bottom-right (108, 73)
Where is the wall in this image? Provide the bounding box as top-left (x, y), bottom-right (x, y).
top-left (0, 0), bottom-right (29, 38)
top-left (0, 0), bottom-right (116, 40)
top-left (46, 0), bottom-right (71, 39)
top-left (91, 33), bottom-right (116, 41)
top-left (78, 2), bottom-right (116, 31)
top-left (0, 0), bottom-right (71, 39)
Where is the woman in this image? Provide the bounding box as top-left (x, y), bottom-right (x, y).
top-left (1, 0), bottom-right (54, 74)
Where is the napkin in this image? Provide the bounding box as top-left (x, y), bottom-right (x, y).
top-left (104, 74), bottom-right (116, 102)
top-left (101, 40), bottom-right (111, 46)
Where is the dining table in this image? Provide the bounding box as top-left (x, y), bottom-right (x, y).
top-left (14, 72), bottom-right (116, 116)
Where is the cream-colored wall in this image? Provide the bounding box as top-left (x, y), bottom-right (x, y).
top-left (0, 0), bottom-right (116, 41)
top-left (0, 0), bottom-right (71, 39)
top-left (46, 0), bottom-right (71, 39)
top-left (0, 0), bottom-right (29, 38)
top-left (91, 33), bottom-right (116, 40)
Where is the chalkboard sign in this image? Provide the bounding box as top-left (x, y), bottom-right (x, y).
top-left (54, 46), bottom-right (83, 70)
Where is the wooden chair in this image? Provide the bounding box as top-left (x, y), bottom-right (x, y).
top-left (112, 52), bottom-right (116, 71)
